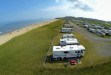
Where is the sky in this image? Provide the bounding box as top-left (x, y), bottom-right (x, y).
top-left (0, 0), bottom-right (111, 22)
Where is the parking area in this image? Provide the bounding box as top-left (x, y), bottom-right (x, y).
top-left (70, 21), bottom-right (111, 57)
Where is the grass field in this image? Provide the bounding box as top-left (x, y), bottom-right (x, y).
top-left (0, 19), bottom-right (111, 75)
top-left (0, 20), bottom-right (63, 75)
top-left (44, 31), bottom-right (110, 69)
top-left (73, 32), bottom-right (110, 67)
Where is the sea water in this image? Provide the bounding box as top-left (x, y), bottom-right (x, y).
top-left (0, 18), bottom-right (51, 35)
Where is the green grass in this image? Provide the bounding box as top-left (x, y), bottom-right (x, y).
top-left (73, 32), bottom-right (110, 67)
top-left (41, 62), bottom-right (111, 75)
top-left (0, 19), bottom-right (111, 75)
top-left (45, 31), bottom-right (110, 69)
top-left (0, 20), bottom-right (63, 75)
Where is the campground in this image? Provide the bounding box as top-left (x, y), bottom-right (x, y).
top-left (0, 20), bottom-right (111, 75)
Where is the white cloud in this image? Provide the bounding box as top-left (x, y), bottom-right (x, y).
top-left (91, 0), bottom-right (111, 21)
top-left (42, 0), bottom-right (111, 21)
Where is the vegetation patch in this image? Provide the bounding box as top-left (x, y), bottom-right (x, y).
top-left (0, 20), bottom-right (63, 75)
top-left (44, 31), bottom-right (110, 69)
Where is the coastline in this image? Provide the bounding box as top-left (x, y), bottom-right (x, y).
top-left (0, 19), bottom-right (58, 46)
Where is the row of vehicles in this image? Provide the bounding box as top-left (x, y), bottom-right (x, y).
top-left (83, 23), bottom-right (111, 37)
top-left (52, 23), bottom-right (85, 64)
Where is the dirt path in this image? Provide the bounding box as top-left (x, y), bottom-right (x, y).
top-left (70, 22), bottom-right (111, 57)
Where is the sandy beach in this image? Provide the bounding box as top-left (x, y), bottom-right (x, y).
top-left (0, 19), bottom-right (58, 46)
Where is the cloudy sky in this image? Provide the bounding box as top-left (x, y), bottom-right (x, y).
top-left (0, 0), bottom-right (111, 22)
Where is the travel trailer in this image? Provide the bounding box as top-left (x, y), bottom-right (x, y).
top-left (61, 28), bottom-right (73, 33)
top-left (60, 34), bottom-right (79, 46)
top-left (53, 45), bottom-right (85, 60)
top-left (60, 38), bottom-right (79, 46)
top-left (64, 24), bottom-right (73, 28)
top-left (62, 34), bottom-right (75, 39)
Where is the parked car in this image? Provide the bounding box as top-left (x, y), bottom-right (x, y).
top-left (70, 59), bottom-right (77, 65)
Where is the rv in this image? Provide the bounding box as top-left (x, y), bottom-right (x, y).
top-left (60, 38), bottom-right (79, 46)
top-left (53, 45), bottom-right (85, 60)
top-left (62, 34), bottom-right (75, 39)
top-left (61, 28), bottom-right (73, 33)
top-left (64, 24), bottom-right (73, 28)
top-left (60, 34), bottom-right (79, 46)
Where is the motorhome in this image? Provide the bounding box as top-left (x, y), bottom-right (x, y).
top-left (62, 34), bottom-right (75, 39)
top-left (60, 34), bottom-right (79, 46)
top-left (60, 38), bottom-right (79, 46)
top-left (53, 45), bottom-right (85, 60)
top-left (64, 24), bottom-right (73, 28)
top-left (61, 28), bottom-right (73, 33)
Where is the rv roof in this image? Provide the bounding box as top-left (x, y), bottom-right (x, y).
top-left (60, 38), bottom-right (79, 44)
top-left (53, 45), bottom-right (85, 51)
top-left (78, 45), bottom-right (85, 50)
top-left (60, 38), bottom-right (78, 41)
top-left (62, 34), bottom-right (75, 38)
top-left (63, 34), bottom-right (74, 36)
top-left (62, 28), bottom-right (72, 29)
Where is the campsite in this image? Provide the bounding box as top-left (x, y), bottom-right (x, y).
top-left (0, 18), bottom-right (111, 75)
top-left (43, 18), bottom-right (111, 70)
top-left (1, 0), bottom-right (111, 75)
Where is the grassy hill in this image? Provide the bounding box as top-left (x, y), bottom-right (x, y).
top-left (0, 19), bottom-right (111, 75)
top-left (0, 20), bottom-right (63, 75)
top-left (45, 62), bottom-right (111, 75)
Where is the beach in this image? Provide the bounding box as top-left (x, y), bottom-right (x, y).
top-left (0, 19), bottom-right (57, 46)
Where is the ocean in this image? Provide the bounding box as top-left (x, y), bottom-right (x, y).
top-left (0, 18), bottom-right (51, 35)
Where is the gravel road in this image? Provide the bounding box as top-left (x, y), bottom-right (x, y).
top-left (70, 22), bottom-right (111, 57)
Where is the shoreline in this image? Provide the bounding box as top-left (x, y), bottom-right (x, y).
top-left (0, 19), bottom-right (58, 46)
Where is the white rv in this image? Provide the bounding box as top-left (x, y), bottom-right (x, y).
top-left (60, 38), bottom-right (79, 46)
top-left (64, 24), bottom-right (73, 28)
top-left (60, 34), bottom-right (79, 46)
top-left (61, 28), bottom-right (73, 33)
top-left (53, 45), bottom-right (85, 60)
top-left (62, 34), bottom-right (75, 39)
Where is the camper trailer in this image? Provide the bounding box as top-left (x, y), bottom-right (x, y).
top-left (62, 34), bottom-right (75, 39)
top-left (60, 34), bottom-right (79, 46)
top-left (53, 45), bottom-right (85, 60)
top-left (60, 38), bottom-right (79, 46)
top-left (64, 24), bottom-right (73, 28)
top-left (61, 28), bottom-right (73, 33)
